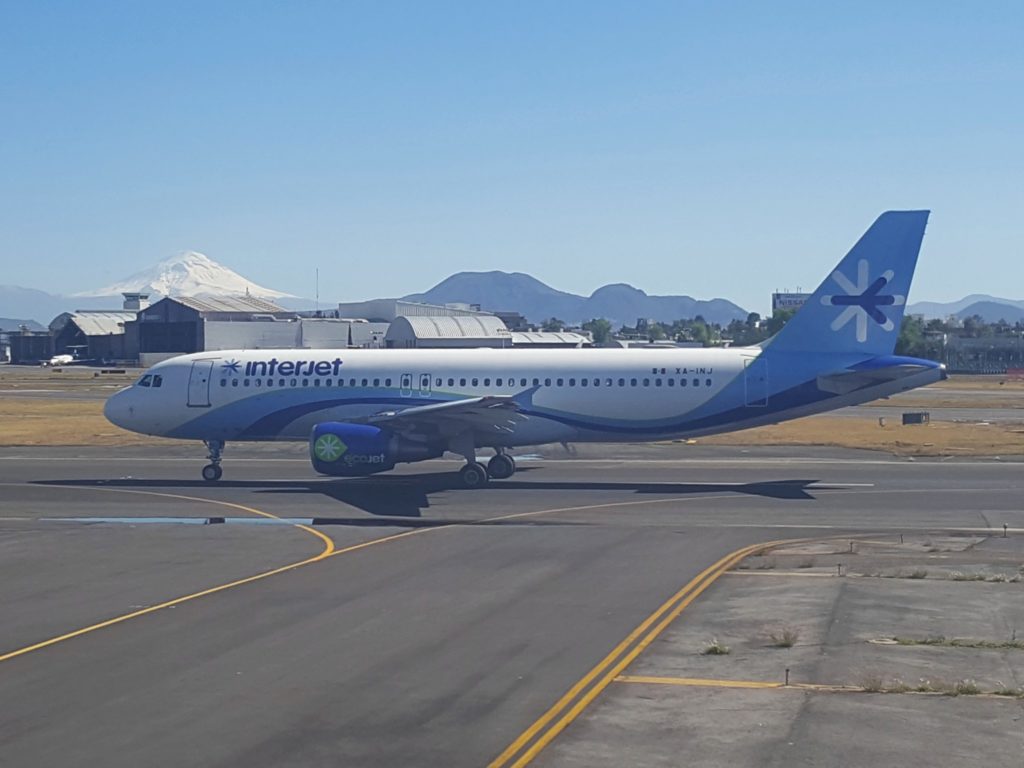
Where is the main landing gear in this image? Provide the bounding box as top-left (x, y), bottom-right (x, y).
top-left (450, 434), bottom-right (517, 488)
top-left (456, 451), bottom-right (517, 489)
top-left (202, 440), bottom-right (224, 482)
top-left (487, 453), bottom-right (516, 480)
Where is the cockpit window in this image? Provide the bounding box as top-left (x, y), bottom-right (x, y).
top-left (152, 375), bottom-right (163, 388)
top-left (137, 375), bottom-right (152, 387)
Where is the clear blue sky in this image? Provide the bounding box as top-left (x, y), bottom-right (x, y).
top-left (1, 1), bottom-right (1021, 314)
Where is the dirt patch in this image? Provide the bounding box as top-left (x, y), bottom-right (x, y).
top-left (701, 415), bottom-right (1024, 456)
top-left (0, 398), bottom-right (179, 446)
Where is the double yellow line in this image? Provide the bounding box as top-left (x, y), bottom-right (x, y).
top-left (488, 538), bottom-right (791, 768)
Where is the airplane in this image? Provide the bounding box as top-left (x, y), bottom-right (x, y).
top-left (104, 210), bottom-right (945, 487)
top-left (44, 353), bottom-right (76, 367)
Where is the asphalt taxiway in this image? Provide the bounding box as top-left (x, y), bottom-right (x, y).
top-left (0, 445), bottom-right (1022, 767)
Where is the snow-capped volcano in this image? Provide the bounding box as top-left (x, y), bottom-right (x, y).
top-left (73, 251), bottom-right (295, 299)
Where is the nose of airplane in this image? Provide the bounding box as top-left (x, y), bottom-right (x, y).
top-left (103, 389), bottom-right (135, 429)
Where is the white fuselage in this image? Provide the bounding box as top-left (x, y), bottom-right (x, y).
top-left (107, 347), bottom-right (751, 444)
top-left (104, 346), bottom-right (943, 449)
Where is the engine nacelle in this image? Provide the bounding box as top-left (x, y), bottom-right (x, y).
top-left (309, 422), bottom-right (440, 476)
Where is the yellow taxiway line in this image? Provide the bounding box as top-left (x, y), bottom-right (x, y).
top-left (0, 485), bottom-right (360, 665)
top-left (0, 484), bottom-right (744, 666)
top-left (487, 536), bottom-right (802, 768)
top-left (615, 675), bottom-right (860, 692)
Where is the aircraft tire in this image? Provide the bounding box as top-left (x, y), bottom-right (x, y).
top-left (459, 462), bottom-right (489, 489)
top-left (487, 454), bottom-right (516, 480)
top-left (202, 464), bottom-right (223, 482)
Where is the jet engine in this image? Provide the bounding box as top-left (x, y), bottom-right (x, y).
top-left (309, 422), bottom-right (440, 476)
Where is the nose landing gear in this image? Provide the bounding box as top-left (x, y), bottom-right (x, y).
top-left (202, 440), bottom-right (225, 482)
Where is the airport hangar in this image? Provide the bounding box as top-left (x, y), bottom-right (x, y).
top-left (6, 293), bottom-right (589, 365)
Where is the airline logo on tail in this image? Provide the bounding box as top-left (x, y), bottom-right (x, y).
top-left (821, 258), bottom-right (905, 342)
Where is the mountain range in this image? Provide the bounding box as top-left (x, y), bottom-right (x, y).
top-left (2, 251), bottom-right (1021, 329)
top-left (0, 253), bottom-right (750, 326)
top-left (907, 295), bottom-right (1024, 324)
top-left (403, 271), bottom-right (748, 326)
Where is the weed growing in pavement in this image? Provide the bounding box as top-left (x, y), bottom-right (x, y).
top-left (860, 673), bottom-right (885, 693)
top-left (891, 636), bottom-right (1024, 650)
top-left (766, 626), bottom-right (800, 648)
top-left (949, 679), bottom-right (981, 696)
top-left (702, 638), bottom-right (731, 655)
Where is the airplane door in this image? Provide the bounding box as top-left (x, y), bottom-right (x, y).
top-left (418, 373), bottom-right (432, 398)
top-left (744, 357), bottom-right (768, 407)
top-left (400, 373), bottom-right (413, 397)
top-left (187, 361), bottom-right (214, 407)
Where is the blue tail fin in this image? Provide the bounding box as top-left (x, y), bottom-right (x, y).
top-left (765, 210), bottom-right (930, 355)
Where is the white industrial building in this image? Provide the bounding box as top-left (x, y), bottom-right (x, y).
top-left (384, 315), bottom-right (513, 348)
top-left (335, 299), bottom-right (488, 323)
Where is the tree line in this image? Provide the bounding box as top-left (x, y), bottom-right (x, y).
top-left (538, 312), bottom-right (1023, 360)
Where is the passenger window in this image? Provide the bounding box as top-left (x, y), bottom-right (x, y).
top-left (325, 379), bottom-right (332, 387)
top-left (667, 378), bottom-right (674, 387)
top-left (267, 379), bottom-right (274, 387)
top-left (655, 378), bottom-right (661, 387)
top-left (643, 378), bottom-right (650, 387)
top-left (496, 378), bottom-right (503, 387)
top-left (568, 378), bottom-right (576, 386)
top-left (255, 379), bottom-right (262, 387)
top-left (372, 378), bottom-right (379, 386)
top-left (592, 378), bottom-right (599, 386)
top-left (313, 379), bottom-right (320, 387)
top-left (681, 378), bottom-right (687, 387)
top-left (605, 378), bottom-right (612, 387)
top-left (385, 378), bottom-right (392, 387)
top-left (472, 378), bottom-right (479, 386)
top-left (460, 378), bottom-right (466, 386)
top-left (693, 378), bottom-right (699, 387)
top-left (232, 379), bottom-right (239, 387)
top-left (244, 379), bottom-right (250, 387)
top-left (435, 378), bottom-right (442, 387)
top-left (447, 378), bottom-right (454, 387)
top-left (220, 379), bottom-right (226, 387)
top-left (706, 378), bottom-right (712, 387)
top-left (349, 378), bottom-right (356, 387)
top-left (631, 378), bottom-right (637, 386)
top-left (302, 379), bottom-right (309, 387)
top-left (361, 378), bottom-right (368, 386)
top-left (618, 378), bottom-right (625, 387)
top-left (544, 378), bottom-right (551, 386)
top-left (556, 378), bottom-right (564, 386)
top-left (484, 378), bottom-right (491, 386)
top-left (279, 379), bottom-right (285, 387)
top-left (290, 379), bottom-right (297, 387)
top-left (581, 378), bottom-right (588, 387)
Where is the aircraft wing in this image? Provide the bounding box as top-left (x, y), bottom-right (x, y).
top-left (366, 396), bottom-right (528, 436)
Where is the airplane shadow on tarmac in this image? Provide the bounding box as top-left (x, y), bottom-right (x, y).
top-left (35, 472), bottom-right (833, 522)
